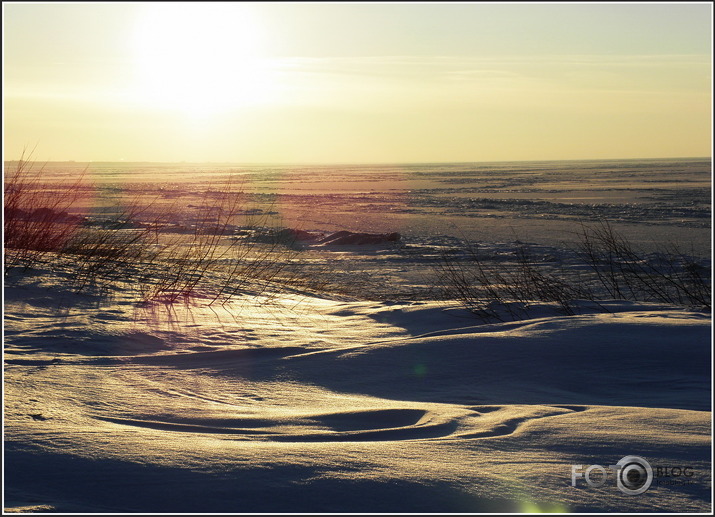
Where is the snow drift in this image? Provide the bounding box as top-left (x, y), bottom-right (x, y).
top-left (4, 274), bottom-right (711, 513)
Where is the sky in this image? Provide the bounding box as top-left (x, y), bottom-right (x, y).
top-left (3, 2), bottom-right (712, 163)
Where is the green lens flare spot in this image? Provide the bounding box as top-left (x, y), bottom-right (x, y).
top-left (412, 363), bottom-right (427, 377)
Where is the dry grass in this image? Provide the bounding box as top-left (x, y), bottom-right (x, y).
top-left (435, 222), bottom-right (711, 321)
top-left (576, 221), bottom-right (711, 308)
top-left (4, 156), bottom-right (312, 307)
top-left (4, 150), bottom-right (88, 272)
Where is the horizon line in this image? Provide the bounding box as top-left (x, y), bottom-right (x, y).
top-left (3, 155), bottom-right (712, 167)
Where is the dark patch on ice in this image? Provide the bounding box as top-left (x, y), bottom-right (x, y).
top-left (317, 230), bottom-right (401, 246)
top-left (248, 227), bottom-right (402, 248)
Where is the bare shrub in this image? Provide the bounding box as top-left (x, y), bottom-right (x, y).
top-left (576, 221), bottom-right (711, 308)
top-left (436, 222), bottom-right (710, 321)
top-left (435, 243), bottom-right (591, 321)
top-left (136, 179), bottom-right (255, 304)
top-left (61, 211), bottom-right (157, 293)
top-left (131, 180), bottom-right (317, 307)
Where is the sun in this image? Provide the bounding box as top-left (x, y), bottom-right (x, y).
top-left (130, 3), bottom-right (272, 117)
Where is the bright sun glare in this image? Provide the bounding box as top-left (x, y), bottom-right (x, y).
top-left (131, 4), bottom-right (271, 117)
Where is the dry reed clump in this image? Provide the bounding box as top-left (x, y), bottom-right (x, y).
top-left (3, 155), bottom-right (314, 306)
top-left (133, 181), bottom-right (303, 306)
top-left (4, 152), bottom-right (170, 293)
top-left (435, 221), bottom-right (711, 322)
top-left (4, 151), bottom-right (89, 273)
top-left (575, 221), bottom-right (711, 308)
top-left (434, 243), bottom-right (590, 321)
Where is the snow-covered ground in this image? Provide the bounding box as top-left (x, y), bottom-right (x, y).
top-left (4, 262), bottom-right (711, 513)
top-left (3, 159), bottom-right (712, 513)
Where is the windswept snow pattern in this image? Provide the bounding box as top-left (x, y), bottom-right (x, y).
top-left (5, 285), bottom-right (711, 512)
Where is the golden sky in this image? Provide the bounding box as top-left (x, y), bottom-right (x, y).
top-left (3, 2), bottom-right (712, 163)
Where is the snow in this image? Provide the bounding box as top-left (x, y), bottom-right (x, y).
top-left (4, 272), bottom-right (711, 513)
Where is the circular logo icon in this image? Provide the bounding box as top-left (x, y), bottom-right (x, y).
top-left (615, 455), bottom-right (653, 495)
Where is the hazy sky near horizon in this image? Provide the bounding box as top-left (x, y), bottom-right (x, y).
top-left (3, 2), bottom-right (712, 163)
